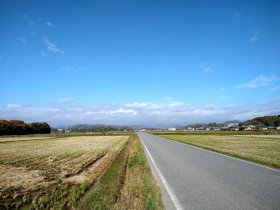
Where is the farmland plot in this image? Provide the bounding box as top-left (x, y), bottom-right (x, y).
top-left (0, 136), bottom-right (54, 143)
top-left (0, 136), bottom-right (128, 209)
top-left (159, 134), bottom-right (280, 168)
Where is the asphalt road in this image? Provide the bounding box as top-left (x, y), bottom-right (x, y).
top-left (138, 132), bottom-right (280, 210)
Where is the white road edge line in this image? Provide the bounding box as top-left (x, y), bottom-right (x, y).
top-left (141, 138), bottom-right (183, 210)
top-left (154, 134), bottom-right (280, 173)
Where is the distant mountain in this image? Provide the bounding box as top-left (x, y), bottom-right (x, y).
top-left (224, 120), bottom-right (241, 124)
top-left (240, 115), bottom-right (280, 127)
top-left (59, 124), bottom-right (134, 132)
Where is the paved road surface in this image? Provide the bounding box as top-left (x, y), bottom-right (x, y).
top-left (138, 132), bottom-right (280, 210)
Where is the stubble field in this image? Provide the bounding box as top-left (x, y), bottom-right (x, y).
top-left (0, 135), bottom-right (128, 209)
top-left (158, 133), bottom-right (280, 169)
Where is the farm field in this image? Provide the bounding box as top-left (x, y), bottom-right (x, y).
top-left (0, 136), bottom-right (54, 143)
top-left (158, 134), bottom-right (280, 169)
top-left (0, 135), bottom-right (128, 209)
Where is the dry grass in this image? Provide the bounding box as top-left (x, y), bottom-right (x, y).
top-left (0, 135), bottom-right (128, 209)
top-left (0, 136), bottom-right (54, 143)
top-left (160, 134), bottom-right (280, 169)
top-left (113, 137), bottom-right (163, 210)
top-left (79, 134), bottom-right (163, 210)
top-left (0, 165), bottom-right (44, 191)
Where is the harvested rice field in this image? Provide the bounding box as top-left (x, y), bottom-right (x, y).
top-left (0, 135), bottom-right (128, 209)
top-left (159, 134), bottom-right (280, 168)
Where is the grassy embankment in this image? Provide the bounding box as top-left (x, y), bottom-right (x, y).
top-left (154, 132), bottom-right (280, 169)
top-left (79, 133), bottom-right (163, 210)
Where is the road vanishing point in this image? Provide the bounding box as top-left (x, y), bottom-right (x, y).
top-left (138, 132), bottom-right (280, 210)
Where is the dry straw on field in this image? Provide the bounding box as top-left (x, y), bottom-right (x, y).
top-left (160, 134), bottom-right (280, 168)
top-left (0, 135), bottom-right (128, 209)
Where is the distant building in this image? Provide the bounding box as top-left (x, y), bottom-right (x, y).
top-left (245, 125), bottom-right (256, 130)
top-left (184, 127), bottom-right (195, 131)
top-left (268, 126), bottom-right (276, 130)
top-left (227, 122), bottom-right (239, 127)
top-left (221, 126), bottom-right (231, 131)
top-left (168, 128), bottom-right (176, 131)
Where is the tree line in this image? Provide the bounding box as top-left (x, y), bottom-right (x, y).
top-left (70, 125), bottom-right (134, 132)
top-left (0, 120), bottom-right (51, 135)
top-left (239, 115), bottom-right (280, 127)
top-left (185, 123), bottom-right (226, 128)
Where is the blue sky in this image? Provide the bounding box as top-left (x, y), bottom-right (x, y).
top-left (0, 0), bottom-right (280, 126)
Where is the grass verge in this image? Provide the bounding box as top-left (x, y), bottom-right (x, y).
top-left (78, 134), bottom-right (163, 210)
top-left (158, 134), bottom-right (280, 169)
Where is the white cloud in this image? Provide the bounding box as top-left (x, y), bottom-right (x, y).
top-left (23, 14), bottom-right (34, 27)
top-left (62, 65), bottom-right (80, 73)
top-left (29, 20), bottom-right (34, 26)
top-left (271, 86), bottom-right (279, 91)
top-left (125, 103), bottom-right (150, 108)
top-left (204, 67), bottom-right (211, 72)
top-left (249, 28), bottom-right (263, 43)
top-left (7, 104), bottom-right (22, 108)
top-left (16, 37), bottom-right (26, 43)
top-left (234, 75), bottom-right (278, 89)
top-left (112, 108), bottom-right (138, 115)
top-left (199, 62), bottom-right (212, 73)
top-left (57, 98), bottom-right (75, 104)
top-left (1, 100), bottom-right (280, 127)
top-left (44, 37), bottom-right (64, 54)
top-left (219, 96), bottom-right (228, 100)
top-left (47, 21), bottom-right (55, 28)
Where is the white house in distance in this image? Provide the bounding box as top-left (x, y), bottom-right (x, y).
top-left (184, 127), bottom-right (195, 131)
top-left (168, 128), bottom-right (176, 131)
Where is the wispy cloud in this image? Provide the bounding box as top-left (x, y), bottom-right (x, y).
top-left (44, 37), bottom-right (64, 54)
top-left (47, 21), bottom-right (55, 28)
top-left (57, 98), bottom-right (75, 104)
top-left (23, 14), bottom-right (34, 27)
top-left (204, 67), bottom-right (211, 72)
top-left (199, 62), bottom-right (212, 73)
top-left (249, 28), bottom-right (263, 43)
top-left (270, 86), bottom-right (279, 91)
top-left (1, 100), bottom-right (280, 126)
top-left (6, 104), bottom-right (22, 108)
top-left (16, 37), bottom-right (27, 43)
top-left (62, 65), bottom-right (80, 73)
top-left (234, 75), bottom-right (278, 89)
top-left (233, 10), bottom-right (241, 18)
top-left (219, 96), bottom-right (228, 100)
